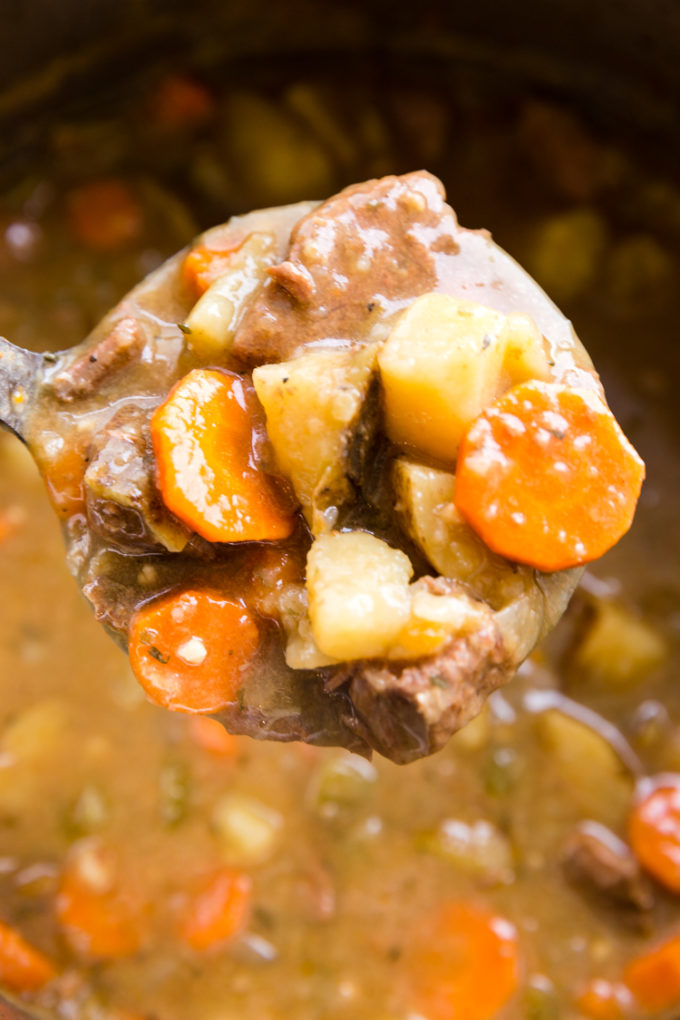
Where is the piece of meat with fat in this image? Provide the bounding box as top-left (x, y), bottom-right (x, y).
top-left (49, 316), bottom-right (145, 402)
top-left (562, 820), bottom-right (654, 923)
top-left (84, 403), bottom-right (190, 553)
top-left (328, 577), bottom-right (511, 764)
top-left (232, 171), bottom-right (459, 364)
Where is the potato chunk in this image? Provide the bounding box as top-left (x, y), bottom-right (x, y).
top-left (378, 294), bottom-right (550, 463)
top-left (393, 458), bottom-right (530, 609)
top-left (306, 532), bottom-right (413, 660)
top-left (253, 347), bottom-right (376, 534)
top-left (184, 232), bottom-right (278, 358)
top-left (536, 706), bottom-right (634, 827)
top-left (570, 599), bottom-right (667, 689)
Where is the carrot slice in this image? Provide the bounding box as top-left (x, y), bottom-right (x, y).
top-left (576, 979), bottom-right (631, 1019)
top-left (129, 588), bottom-right (259, 713)
top-left (148, 73), bottom-right (215, 130)
top-left (182, 243), bottom-right (244, 297)
top-left (455, 380), bottom-right (645, 571)
top-left (0, 919), bottom-right (57, 992)
top-left (187, 716), bottom-right (242, 757)
top-left (56, 838), bottom-right (148, 960)
top-left (624, 932), bottom-right (680, 1013)
top-left (178, 868), bottom-right (252, 951)
top-left (407, 901), bottom-right (520, 1020)
top-left (67, 179), bottom-right (143, 251)
top-left (629, 783), bottom-right (680, 892)
top-left (151, 368), bottom-right (295, 543)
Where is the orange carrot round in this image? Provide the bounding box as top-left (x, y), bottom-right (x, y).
top-left (576, 978), bottom-right (631, 1019)
top-left (56, 839), bottom-right (148, 960)
top-left (0, 919), bottom-right (57, 992)
top-left (148, 73), bottom-right (215, 130)
top-left (407, 901), bottom-right (520, 1020)
top-left (129, 588), bottom-right (259, 714)
top-left (178, 868), bottom-right (252, 951)
top-left (151, 368), bottom-right (296, 544)
top-left (624, 932), bottom-right (680, 1013)
top-left (629, 782), bottom-right (680, 892)
top-left (67, 179), bottom-right (143, 251)
top-left (455, 380), bottom-right (645, 571)
top-left (187, 716), bottom-right (242, 757)
top-left (181, 244), bottom-right (243, 297)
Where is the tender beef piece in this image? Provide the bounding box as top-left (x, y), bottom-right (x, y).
top-left (563, 821), bottom-right (654, 924)
top-left (82, 573), bottom-right (138, 641)
top-left (84, 403), bottom-right (190, 553)
top-left (328, 577), bottom-right (510, 764)
top-left (216, 675), bottom-right (371, 757)
top-left (232, 171), bottom-right (459, 364)
top-left (49, 316), bottom-right (145, 402)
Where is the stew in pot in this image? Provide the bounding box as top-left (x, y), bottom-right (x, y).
top-left (0, 59), bottom-right (678, 1020)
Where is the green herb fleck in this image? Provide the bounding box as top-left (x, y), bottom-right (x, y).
top-left (177, 322), bottom-right (192, 335)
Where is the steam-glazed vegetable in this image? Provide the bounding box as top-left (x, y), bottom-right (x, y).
top-left (22, 170), bottom-right (643, 764)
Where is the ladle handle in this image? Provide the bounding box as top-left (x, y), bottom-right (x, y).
top-left (0, 337), bottom-right (44, 441)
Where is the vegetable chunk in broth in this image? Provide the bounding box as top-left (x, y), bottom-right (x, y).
top-left (0, 61), bottom-right (679, 1020)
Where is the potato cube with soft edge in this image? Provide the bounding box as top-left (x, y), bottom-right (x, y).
top-left (306, 531), bottom-right (413, 660)
top-left (378, 293), bottom-right (550, 463)
top-left (253, 346), bottom-right (376, 534)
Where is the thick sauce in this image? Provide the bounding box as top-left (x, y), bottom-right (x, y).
top-left (0, 62), bottom-right (679, 1020)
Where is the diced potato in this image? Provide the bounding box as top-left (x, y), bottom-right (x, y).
top-left (1, 699), bottom-right (70, 761)
top-left (378, 294), bottom-right (549, 463)
top-left (536, 707), bottom-right (633, 826)
top-left (311, 754), bottom-right (378, 818)
top-left (451, 703), bottom-right (491, 751)
top-left (393, 458), bottom-right (530, 608)
top-left (66, 784), bottom-right (110, 836)
top-left (306, 532), bottom-right (413, 660)
top-left (285, 83), bottom-right (358, 167)
top-left (0, 700), bottom-right (71, 814)
top-left (303, 533), bottom-right (484, 664)
top-left (605, 234), bottom-right (676, 308)
top-left (528, 208), bottom-right (608, 302)
top-left (184, 231), bottom-right (277, 358)
top-left (571, 599), bottom-right (667, 688)
top-left (212, 792), bottom-right (283, 865)
top-left (416, 817), bottom-right (514, 883)
top-left (223, 92), bottom-right (335, 204)
top-left (253, 347), bottom-right (376, 534)
top-left (277, 583), bottom-right (338, 670)
top-left (394, 458), bottom-right (484, 576)
top-left (386, 583), bottom-right (482, 660)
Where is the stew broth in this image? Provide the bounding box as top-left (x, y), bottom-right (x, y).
top-left (1, 58), bottom-right (679, 1020)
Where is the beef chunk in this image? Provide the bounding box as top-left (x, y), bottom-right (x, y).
top-left (329, 577), bottom-right (510, 764)
top-left (50, 316), bottom-right (145, 402)
top-left (84, 404), bottom-right (190, 553)
top-left (563, 821), bottom-right (654, 922)
top-left (232, 171), bottom-right (458, 364)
